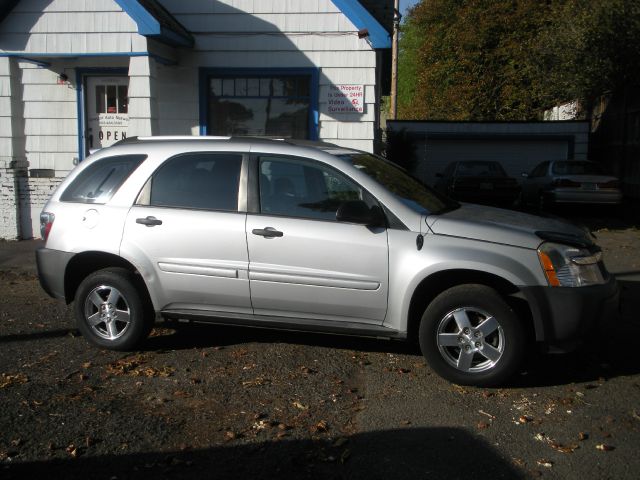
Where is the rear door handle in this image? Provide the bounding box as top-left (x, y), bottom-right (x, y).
top-left (252, 227), bottom-right (283, 238)
top-left (136, 216), bottom-right (163, 227)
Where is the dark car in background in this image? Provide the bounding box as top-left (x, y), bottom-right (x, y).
top-left (520, 160), bottom-right (623, 209)
top-left (434, 160), bottom-right (520, 207)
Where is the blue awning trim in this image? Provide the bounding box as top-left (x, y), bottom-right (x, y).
top-left (330, 0), bottom-right (391, 49)
top-left (113, 0), bottom-right (194, 47)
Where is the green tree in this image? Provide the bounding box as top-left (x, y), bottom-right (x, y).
top-left (398, 0), bottom-right (640, 120)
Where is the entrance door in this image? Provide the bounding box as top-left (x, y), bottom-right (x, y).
top-left (85, 76), bottom-right (129, 154)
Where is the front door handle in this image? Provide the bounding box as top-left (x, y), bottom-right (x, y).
top-left (252, 227), bottom-right (283, 238)
top-left (136, 216), bottom-right (163, 227)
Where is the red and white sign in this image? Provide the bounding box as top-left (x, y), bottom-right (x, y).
top-left (326, 85), bottom-right (364, 114)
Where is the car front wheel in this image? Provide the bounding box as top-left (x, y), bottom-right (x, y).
top-left (419, 284), bottom-right (524, 386)
top-left (74, 267), bottom-right (153, 351)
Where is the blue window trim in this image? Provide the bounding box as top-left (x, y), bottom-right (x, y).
top-left (199, 68), bottom-right (319, 141)
top-left (75, 68), bottom-right (129, 162)
top-left (330, 0), bottom-right (391, 49)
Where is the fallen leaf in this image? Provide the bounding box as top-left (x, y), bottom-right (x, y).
top-left (550, 442), bottom-right (579, 454)
top-left (333, 437), bottom-right (349, 447)
top-left (0, 372), bottom-right (29, 389)
top-left (314, 420), bottom-right (329, 432)
top-left (293, 401), bottom-right (308, 410)
top-left (477, 421), bottom-right (490, 430)
top-left (536, 459), bottom-right (553, 468)
top-left (596, 444), bottom-right (615, 451)
top-left (518, 415), bottom-right (532, 424)
top-left (340, 448), bottom-right (351, 464)
top-left (224, 431), bottom-right (237, 441)
top-left (66, 444), bottom-right (78, 458)
top-left (578, 432), bottom-right (589, 441)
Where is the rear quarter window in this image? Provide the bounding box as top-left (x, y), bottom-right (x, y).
top-left (60, 155), bottom-right (146, 203)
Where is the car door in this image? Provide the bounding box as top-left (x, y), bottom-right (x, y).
top-left (121, 152), bottom-right (252, 314)
top-left (246, 155), bottom-right (389, 324)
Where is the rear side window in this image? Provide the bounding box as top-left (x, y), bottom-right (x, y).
top-left (61, 155), bottom-right (146, 203)
top-left (149, 153), bottom-right (242, 211)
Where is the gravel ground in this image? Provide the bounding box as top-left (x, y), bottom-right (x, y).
top-left (1, 210), bottom-right (639, 480)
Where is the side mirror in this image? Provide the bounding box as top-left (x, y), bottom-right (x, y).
top-left (336, 201), bottom-right (385, 227)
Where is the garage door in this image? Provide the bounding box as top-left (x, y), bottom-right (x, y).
top-left (414, 139), bottom-right (570, 187)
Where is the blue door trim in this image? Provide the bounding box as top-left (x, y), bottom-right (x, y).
top-left (199, 68), bottom-right (319, 141)
top-left (75, 68), bottom-right (128, 161)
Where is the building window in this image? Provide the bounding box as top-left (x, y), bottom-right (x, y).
top-left (207, 73), bottom-right (312, 139)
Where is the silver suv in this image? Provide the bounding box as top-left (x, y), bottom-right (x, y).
top-left (36, 137), bottom-right (619, 386)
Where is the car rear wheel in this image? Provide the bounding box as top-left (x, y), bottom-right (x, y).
top-left (419, 284), bottom-right (524, 386)
top-left (74, 268), bottom-right (154, 351)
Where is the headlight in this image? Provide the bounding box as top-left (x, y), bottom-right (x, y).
top-left (537, 242), bottom-right (605, 287)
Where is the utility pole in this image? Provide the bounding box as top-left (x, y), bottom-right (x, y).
top-left (390, 0), bottom-right (400, 120)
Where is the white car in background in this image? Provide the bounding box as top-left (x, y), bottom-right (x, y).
top-left (521, 160), bottom-right (623, 209)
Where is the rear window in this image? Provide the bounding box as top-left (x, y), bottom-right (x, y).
top-left (456, 161), bottom-right (506, 177)
top-left (61, 155), bottom-right (146, 203)
top-left (552, 161), bottom-right (604, 175)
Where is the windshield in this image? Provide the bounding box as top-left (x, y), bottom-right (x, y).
top-left (335, 152), bottom-right (458, 215)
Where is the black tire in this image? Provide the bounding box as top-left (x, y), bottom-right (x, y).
top-left (419, 284), bottom-right (525, 387)
top-left (74, 267), bottom-right (154, 351)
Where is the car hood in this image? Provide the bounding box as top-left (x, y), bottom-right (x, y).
top-left (427, 204), bottom-right (594, 249)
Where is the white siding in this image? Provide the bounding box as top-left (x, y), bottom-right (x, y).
top-left (155, 0), bottom-right (379, 151)
top-left (0, 0), bottom-right (143, 54)
top-left (20, 61), bottom-right (77, 172)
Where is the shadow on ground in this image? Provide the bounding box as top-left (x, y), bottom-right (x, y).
top-left (1, 427), bottom-right (524, 480)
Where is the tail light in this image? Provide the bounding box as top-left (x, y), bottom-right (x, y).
top-left (552, 179), bottom-right (581, 188)
top-left (598, 180), bottom-right (620, 189)
top-left (40, 212), bottom-right (55, 241)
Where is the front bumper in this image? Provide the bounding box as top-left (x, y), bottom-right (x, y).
top-left (521, 276), bottom-right (620, 351)
top-left (36, 247), bottom-right (74, 301)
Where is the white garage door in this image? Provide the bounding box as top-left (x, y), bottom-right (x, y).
top-left (414, 139), bottom-right (570, 187)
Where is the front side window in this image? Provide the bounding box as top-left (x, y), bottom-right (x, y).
top-left (208, 74), bottom-right (311, 139)
top-left (61, 155), bottom-right (145, 203)
top-left (530, 162), bottom-right (549, 177)
top-left (259, 156), bottom-right (372, 221)
top-left (148, 153), bottom-right (242, 211)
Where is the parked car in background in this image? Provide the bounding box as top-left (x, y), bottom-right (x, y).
top-left (434, 161), bottom-right (520, 207)
top-left (520, 160), bottom-right (623, 209)
top-left (36, 137), bottom-right (619, 387)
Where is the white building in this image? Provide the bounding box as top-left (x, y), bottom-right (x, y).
top-left (0, 0), bottom-right (392, 239)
